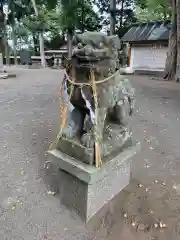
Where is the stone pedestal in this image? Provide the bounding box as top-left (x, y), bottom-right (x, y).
top-left (48, 140), bottom-right (140, 222)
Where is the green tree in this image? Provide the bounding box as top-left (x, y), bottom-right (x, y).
top-left (94, 0), bottom-right (137, 37)
top-left (15, 0), bottom-right (100, 63)
top-left (136, 0), bottom-right (171, 21)
top-left (2, 0), bottom-right (101, 66)
top-left (161, 0), bottom-right (177, 81)
top-left (60, 0), bottom-right (102, 58)
top-left (12, 0), bottom-right (58, 66)
top-left (0, 0), bottom-right (11, 64)
top-left (8, 0), bottom-right (18, 64)
top-left (44, 35), bottom-right (65, 50)
top-left (139, 0), bottom-right (179, 81)
top-left (137, 0), bottom-right (180, 82)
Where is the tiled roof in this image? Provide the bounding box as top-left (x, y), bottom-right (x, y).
top-left (122, 21), bottom-right (170, 42)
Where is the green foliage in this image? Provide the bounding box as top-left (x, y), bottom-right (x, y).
top-left (8, 22), bottom-right (32, 49)
top-left (15, 1), bottom-right (60, 35)
top-left (60, 0), bottom-right (79, 32)
top-left (36, 0), bottom-right (57, 10)
top-left (94, 0), bottom-right (137, 25)
top-left (14, 0), bottom-right (101, 36)
top-left (136, 0), bottom-right (171, 21)
top-left (136, 0), bottom-right (147, 9)
top-left (22, 7), bottom-right (53, 33)
top-left (94, 0), bottom-right (137, 37)
top-left (94, 0), bottom-right (171, 33)
top-left (60, 0), bottom-right (102, 33)
top-left (44, 35), bottom-right (65, 50)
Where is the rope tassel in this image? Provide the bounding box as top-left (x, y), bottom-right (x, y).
top-left (48, 68), bottom-right (75, 151)
top-left (90, 69), bottom-right (102, 168)
top-left (49, 65), bottom-right (102, 168)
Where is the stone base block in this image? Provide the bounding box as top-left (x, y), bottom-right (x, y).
top-left (48, 140), bottom-right (140, 222)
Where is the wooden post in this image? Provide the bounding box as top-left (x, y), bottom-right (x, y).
top-left (90, 69), bottom-right (102, 168)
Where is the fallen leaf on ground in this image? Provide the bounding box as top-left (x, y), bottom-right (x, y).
top-left (162, 223), bottom-right (167, 228)
top-left (132, 222), bottom-right (136, 227)
top-left (47, 190), bottom-right (56, 196)
top-left (123, 213), bottom-right (128, 218)
top-left (154, 223), bottom-right (158, 228)
top-left (148, 209), bottom-right (154, 214)
top-left (20, 169), bottom-right (25, 175)
top-left (144, 137), bottom-right (151, 143)
top-left (137, 223), bottom-right (146, 231)
top-left (12, 205), bottom-right (16, 211)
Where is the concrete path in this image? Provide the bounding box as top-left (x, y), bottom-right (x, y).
top-left (1, 69), bottom-right (180, 239)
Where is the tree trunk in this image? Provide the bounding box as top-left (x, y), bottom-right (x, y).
top-left (0, 3), bottom-right (10, 65)
top-left (10, 0), bottom-right (17, 65)
top-left (31, 0), bottom-right (46, 68)
top-left (38, 32), bottom-right (46, 67)
top-left (110, 0), bottom-right (116, 35)
top-left (0, 4), bottom-right (3, 54)
top-left (175, 0), bottom-right (180, 82)
top-left (12, 24), bottom-right (17, 65)
top-left (120, 0), bottom-right (124, 28)
top-left (32, 34), bottom-right (39, 54)
top-left (81, 0), bottom-right (85, 33)
top-left (4, 17), bottom-right (10, 65)
top-left (164, 0), bottom-right (177, 80)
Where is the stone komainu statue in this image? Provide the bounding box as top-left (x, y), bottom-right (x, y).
top-left (55, 31), bottom-right (135, 167)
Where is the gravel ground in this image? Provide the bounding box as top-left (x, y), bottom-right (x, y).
top-left (1, 68), bottom-right (180, 239)
top-left (116, 76), bottom-right (180, 240)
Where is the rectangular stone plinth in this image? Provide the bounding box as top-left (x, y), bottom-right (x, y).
top-left (48, 141), bottom-right (140, 221)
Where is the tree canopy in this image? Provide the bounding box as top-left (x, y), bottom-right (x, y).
top-left (135, 0), bottom-right (171, 21)
top-left (94, 0), bottom-right (138, 37)
top-left (60, 0), bottom-right (102, 33)
top-left (0, 0), bottom-right (176, 72)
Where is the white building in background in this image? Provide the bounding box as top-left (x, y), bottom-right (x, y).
top-left (121, 21), bottom-right (170, 74)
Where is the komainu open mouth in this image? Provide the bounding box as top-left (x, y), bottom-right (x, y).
top-left (74, 54), bottom-right (102, 62)
top-left (72, 46), bottom-right (109, 64)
